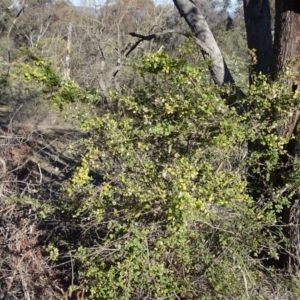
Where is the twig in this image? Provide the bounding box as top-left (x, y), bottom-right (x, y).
top-left (82, 172), bottom-right (120, 206)
top-left (7, 7), bottom-right (25, 65)
top-left (20, 271), bottom-right (31, 300)
top-left (8, 105), bottom-right (23, 131)
top-left (77, 290), bottom-right (84, 300)
top-left (7, 251), bottom-right (31, 292)
top-left (129, 30), bottom-right (186, 41)
top-left (0, 157), bottom-right (7, 198)
top-left (215, 145), bottom-right (234, 173)
top-left (238, 265), bottom-right (250, 300)
top-left (144, 237), bottom-right (151, 270)
top-left (37, 163), bottom-right (42, 184)
top-left (69, 255), bottom-right (75, 299)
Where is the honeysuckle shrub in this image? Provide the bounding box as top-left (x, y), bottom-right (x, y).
top-left (18, 45), bottom-right (300, 299)
top-left (60, 48), bottom-right (300, 299)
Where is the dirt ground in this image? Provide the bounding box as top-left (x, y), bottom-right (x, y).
top-left (0, 103), bottom-right (85, 299)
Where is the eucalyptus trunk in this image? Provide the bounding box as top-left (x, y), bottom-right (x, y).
top-left (243, 0), bottom-right (273, 75)
top-left (271, 0), bottom-right (300, 270)
top-left (243, 0), bottom-right (300, 270)
top-left (172, 0), bottom-right (235, 86)
top-left (243, 0), bottom-right (273, 204)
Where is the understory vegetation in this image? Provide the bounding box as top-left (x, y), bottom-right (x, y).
top-left (1, 0), bottom-right (300, 299)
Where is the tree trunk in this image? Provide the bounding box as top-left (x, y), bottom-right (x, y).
top-left (243, 0), bottom-right (300, 270)
top-left (272, 1), bottom-right (300, 84)
top-left (243, 0), bottom-right (273, 75)
top-left (243, 0), bottom-right (273, 203)
top-left (172, 0), bottom-right (235, 86)
top-left (272, 0), bottom-right (300, 140)
top-left (63, 22), bottom-right (72, 80)
top-left (271, 0), bottom-right (300, 270)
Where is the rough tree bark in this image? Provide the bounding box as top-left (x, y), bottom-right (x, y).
top-left (272, 0), bottom-right (300, 140)
top-left (271, 0), bottom-right (300, 270)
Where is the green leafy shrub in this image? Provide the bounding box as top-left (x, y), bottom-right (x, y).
top-left (56, 47), bottom-right (299, 299)
top-left (16, 44), bottom-right (300, 299)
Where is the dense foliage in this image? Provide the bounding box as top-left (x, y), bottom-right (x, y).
top-left (13, 42), bottom-right (297, 298)
top-left (1, 1), bottom-right (300, 299)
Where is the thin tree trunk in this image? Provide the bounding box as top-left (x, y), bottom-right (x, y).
top-left (63, 22), bottom-right (72, 80)
top-left (172, 0), bottom-right (235, 86)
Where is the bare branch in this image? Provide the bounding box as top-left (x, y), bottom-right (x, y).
top-left (129, 29), bottom-right (186, 41)
top-left (111, 29), bottom-right (186, 81)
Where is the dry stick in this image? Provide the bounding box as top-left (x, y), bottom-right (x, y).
top-left (237, 265), bottom-right (250, 300)
top-left (215, 146), bottom-right (233, 173)
top-left (19, 271), bottom-right (31, 300)
top-left (4, 127), bottom-right (56, 179)
top-left (0, 157), bottom-right (7, 198)
top-left (8, 104), bottom-right (23, 130)
top-left (7, 251), bottom-right (31, 292)
top-left (54, 284), bottom-right (65, 296)
top-left (77, 290), bottom-right (84, 300)
top-left (174, 292), bottom-right (181, 300)
top-left (97, 44), bottom-right (109, 100)
top-left (69, 255), bottom-right (75, 299)
top-left (37, 163), bottom-right (42, 184)
top-left (0, 204), bottom-right (15, 216)
top-left (35, 15), bottom-right (52, 48)
top-left (129, 29), bottom-right (186, 41)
